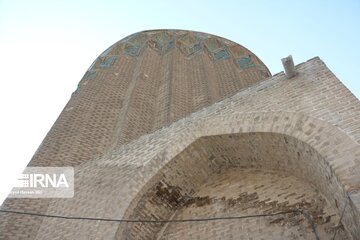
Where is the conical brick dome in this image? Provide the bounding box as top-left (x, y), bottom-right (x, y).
top-left (78, 30), bottom-right (270, 147)
top-left (27, 30), bottom-right (271, 167)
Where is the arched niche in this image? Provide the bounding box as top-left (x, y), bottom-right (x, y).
top-left (35, 112), bottom-right (360, 239)
top-left (116, 131), bottom-right (357, 239)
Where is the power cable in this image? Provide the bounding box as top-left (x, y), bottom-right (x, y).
top-left (0, 208), bottom-right (319, 238)
top-left (0, 209), bottom-right (300, 223)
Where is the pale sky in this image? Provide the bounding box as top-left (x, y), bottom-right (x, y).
top-left (0, 0), bottom-right (359, 205)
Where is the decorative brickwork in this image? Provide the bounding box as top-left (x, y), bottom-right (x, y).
top-left (176, 33), bottom-right (202, 57)
top-left (0, 30), bottom-right (359, 239)
top-left (149, 31), bottom-right (176, 55)
top-left (238, 55), bottom-right (256, 69)
top-left (123, 33), bottom-right (148, 57)
top-left (204, 37), bottom-right (231, 62)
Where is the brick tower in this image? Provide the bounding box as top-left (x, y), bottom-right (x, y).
top-left (0, 30), bottom-right (359, 239)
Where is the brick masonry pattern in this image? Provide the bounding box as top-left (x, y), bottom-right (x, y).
top-left (0, 30), bottom-right (359, 239)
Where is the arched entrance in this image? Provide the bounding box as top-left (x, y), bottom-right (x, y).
top-left (116, 132), bottom-right (353, 239)
top-left (33, 112), bottom-right (359, 239)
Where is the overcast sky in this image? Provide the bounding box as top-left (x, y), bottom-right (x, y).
top-left (0, 0), bottom-right (359, 205)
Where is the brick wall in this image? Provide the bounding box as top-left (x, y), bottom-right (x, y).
top-left (26, 58), bottom-right (360, 239)
top-left (0, 30), bottom-right (359, 239)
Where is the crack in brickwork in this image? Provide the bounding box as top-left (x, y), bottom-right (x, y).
top-left (117, 133), bottom-right (352, 239)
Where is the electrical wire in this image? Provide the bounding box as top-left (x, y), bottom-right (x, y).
top-left (0, 208), bottom-right (319, 238)
top-left (0, 209), bottom-right (300, 223)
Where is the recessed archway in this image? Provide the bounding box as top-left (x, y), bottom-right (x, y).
top-left (158, 169), bottom-right (344, 239)
top-left (116, 132), bottom-right (353, 239)
top-left (33, 112), bottom-right (360, 239)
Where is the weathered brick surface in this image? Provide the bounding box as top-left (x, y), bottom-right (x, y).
top-left (114, 131), bottom-right (356, 239)
top-left (159, 169), bottom-right (349, 239)
top-left (0, 30), bottom-right (359, 239)
top-left (0, 30), bottom-right (270, 239)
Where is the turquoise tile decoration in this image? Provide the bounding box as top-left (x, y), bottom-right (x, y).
top-left (124, 33), bottom-right (148, 57)
top-left (151, 31), bottom-right (175, 55)
top-left (84, 70), bottom-right (96, 80)
top-left (204, 37), bottom-right (230, 62)
top-left (238, 56), bottom-right (256, 69)
top-left (100, 56), bottom-right (118, 68)
top-left (177, 33), bottom-right (202, 57)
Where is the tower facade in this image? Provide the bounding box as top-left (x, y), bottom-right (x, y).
top-left (0, 30), bottom-right (359, 239)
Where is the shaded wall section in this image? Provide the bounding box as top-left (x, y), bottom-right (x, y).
top-left (117, 133), bottom-right (351, 239)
